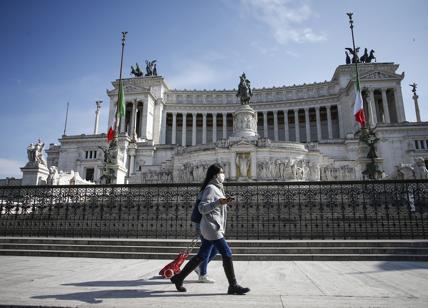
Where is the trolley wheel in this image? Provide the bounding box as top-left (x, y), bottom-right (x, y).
top-left (164, 268), bottom-right (175, 279)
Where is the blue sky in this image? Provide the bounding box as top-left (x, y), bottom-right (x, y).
top-left (0, 0), bottom-right (427, 178)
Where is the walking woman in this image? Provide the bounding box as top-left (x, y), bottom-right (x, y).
top-left (171, 163), bottom-right (250, 295)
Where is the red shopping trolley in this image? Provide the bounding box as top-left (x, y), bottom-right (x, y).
top-left (159, 236), bottom-right (200, 279)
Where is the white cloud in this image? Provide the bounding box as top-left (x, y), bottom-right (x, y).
top-left (0, 158), bottom-right (23, 179)
top-left (240, 0), bottom-right (326, 44)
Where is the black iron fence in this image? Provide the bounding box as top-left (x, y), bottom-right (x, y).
top-left (0, 180), bottom-right (427, 239)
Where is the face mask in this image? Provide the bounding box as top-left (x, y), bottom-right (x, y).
top-left (218, 173), bottom-right (225, 183)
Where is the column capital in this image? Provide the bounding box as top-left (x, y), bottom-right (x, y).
top-left (192, 112), bottom-right (197, 116)
top-left (273, 110), bottom-right (278, 115)
top-left (172, 111), bottom-right (177, 116)
top-left (315, 105), bottom-right (320, 110)
top-left (263, 111), bottom-right (267, 115)
top-left (182, 112), bottom-right (187, 116)
top-left (202, 113), bottom-right (207, 117)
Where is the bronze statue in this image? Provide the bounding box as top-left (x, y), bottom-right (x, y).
top-left (131, 63), bottom-right (144, 77)
top-left (360, 48), bottom-right (368, 63)
top-left (345, 47), bottom-right (360, 63)
top-left (366, 49), bottom-right (376, 63)
top-left (345, 51), bottom-right (351, 64)
top-left (410, 82), bottom-right (417, 94)
top-left (236, 73), bottom-right (252, 105)
top-left (131, 63), bottom-right (143, 77)
top-left (145, 60), bottom-right (157, 76)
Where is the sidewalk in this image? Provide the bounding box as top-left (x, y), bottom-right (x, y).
top-left (0, 256), bottom-right (427, 307)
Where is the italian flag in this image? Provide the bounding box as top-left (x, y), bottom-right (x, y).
top-left (353, 78), bottom-right (366, 127)
top-left (107, 80), bottom-right (126, 142)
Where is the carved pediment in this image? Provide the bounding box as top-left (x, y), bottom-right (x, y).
top-left (360, 70), bottom-right (403, 81)
top-left (107, 84), bottom-right (149, 96)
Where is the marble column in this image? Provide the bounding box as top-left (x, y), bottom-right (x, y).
top-left (294, 109), bottom-right (300, 142)
top-left (171, 112), bottom-right (177, 144)
top-left (202, 113), bottom-right (207, 144)
top-left (93, 101), bottom-right (102, 134)
top-left (394, 86), bottom-right (406, 122)
top-left (369, 89), bottom-right (377, 126)
top-left (222, 112), bottom-right (227, 139)
top-left (327, 106), bottom-right (333, 139)
top-left (263, 111), bottom-right (268, 138)
top-left (304, 108), bottom-right (310, 143)
top-left (129, 154), bottom-right (135, 175)
top-left (129, 101), bottom-right (137, 139)
top-left (283, 110), bottom-right (289, 141)
top-left (381, 88), bottom-right (391, 123)
top-left (181, 113), bottom-right (187, 146)
top-left (192, 113), bottom-right (197, 146)
top-left (336, 104), bottom-right (344, 139)
top-left (161, 111), bottom-right (167, 144)
top-left (315, 106), bottom-right (322, 141)
top-left (212, 113), bottom-right (217, 142)
top-left (273, 110), bottom-right (279, 141)
top-left (413, 93), bottom-right (421, 122)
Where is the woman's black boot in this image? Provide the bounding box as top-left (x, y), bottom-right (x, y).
top-left (171, 255), bottom-right (203, 292)
top-left (223, 256), bottom-right (250, 295)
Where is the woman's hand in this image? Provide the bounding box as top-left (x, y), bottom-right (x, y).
top-left (219, 196), bottom-right (234, 205)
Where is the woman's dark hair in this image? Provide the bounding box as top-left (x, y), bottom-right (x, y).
top-left (200, 163), bottom-right (223, 192)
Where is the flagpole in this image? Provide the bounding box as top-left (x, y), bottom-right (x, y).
top-left (114, 31), bottom-right (127, 135)
top-left (346, 12), bottom-right (360, 84)
top-left (63, 102), bottom-right (69, 136)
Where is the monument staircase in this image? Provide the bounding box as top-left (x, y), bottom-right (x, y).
top-left (0, 237), bottom-right (427, 261)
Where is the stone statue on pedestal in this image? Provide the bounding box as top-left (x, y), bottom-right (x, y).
top-left (236, 153), bottom-right (250, 178)
top-left (236, 73), bottom-right (252, 105)
top-left (25, 139), bottom-right (47, 167)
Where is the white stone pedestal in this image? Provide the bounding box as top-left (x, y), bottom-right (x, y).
top-left (21, 164), bottom-right (49, 185)
top-left (232, 104), bottom-right (258, 140)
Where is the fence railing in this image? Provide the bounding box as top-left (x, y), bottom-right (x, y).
top-left (0, 180), bottom-right (427, 239)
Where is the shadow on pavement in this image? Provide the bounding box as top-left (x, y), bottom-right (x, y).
top-left (347, 261), bottom-right (428, 274)
top-left (32, 289), bottom-right (227, 304)
top-left (62, 277), bottom-right (200, 287)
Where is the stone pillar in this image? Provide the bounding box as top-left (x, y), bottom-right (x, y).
top-left (222, 112), bottom-right (227, 139)
top-left (161, 111), bottom-right (167, 144)
top-left (202, 113), bottom-right (207, 144)
top-left (413, 93), bottom-right (421, 122)
top-left (294, 109), bottom-right (300, 142)
top-left (171, 112), bottom-right (177, 144)
top-left (192, 112), bottom-right (197, 146)
top-left (263, 111), bottom-right (268, 138)
top-left (336, 104), bottom-right (344, 138)
top-left (129, 101), bottom-right (137, 139)
top-left (128, 143), bottom-right (137, 175)
top-left (381, 88), bottom-right (391, 123)
top-left (326, 106), bottom-right (333, 139)
top-left (141, 101), bottom-right (149, 139)
top-left (394, 86), bottom-right (406, 122)
top-left (181, 113), bottom-right (187, 147)
top-left (212, 113), bottom-right (217, 142)
top-left (273, 110), bottom-right (279, 141)
top-left (369, 89), bottom-right (377, 126)
top-left (315, 106), bottom-right (322, 141)
top-left (304, 108), bottom-right (310, 143)
top-left (93, 100), bottom-right (102, 134)
top-left (283, 110), bottom-right (289, 141)
top-left (251, 152), bottom-right (257, 180)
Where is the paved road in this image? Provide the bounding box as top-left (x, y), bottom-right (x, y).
top-left (0, 256), bottom-right (427, 307)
